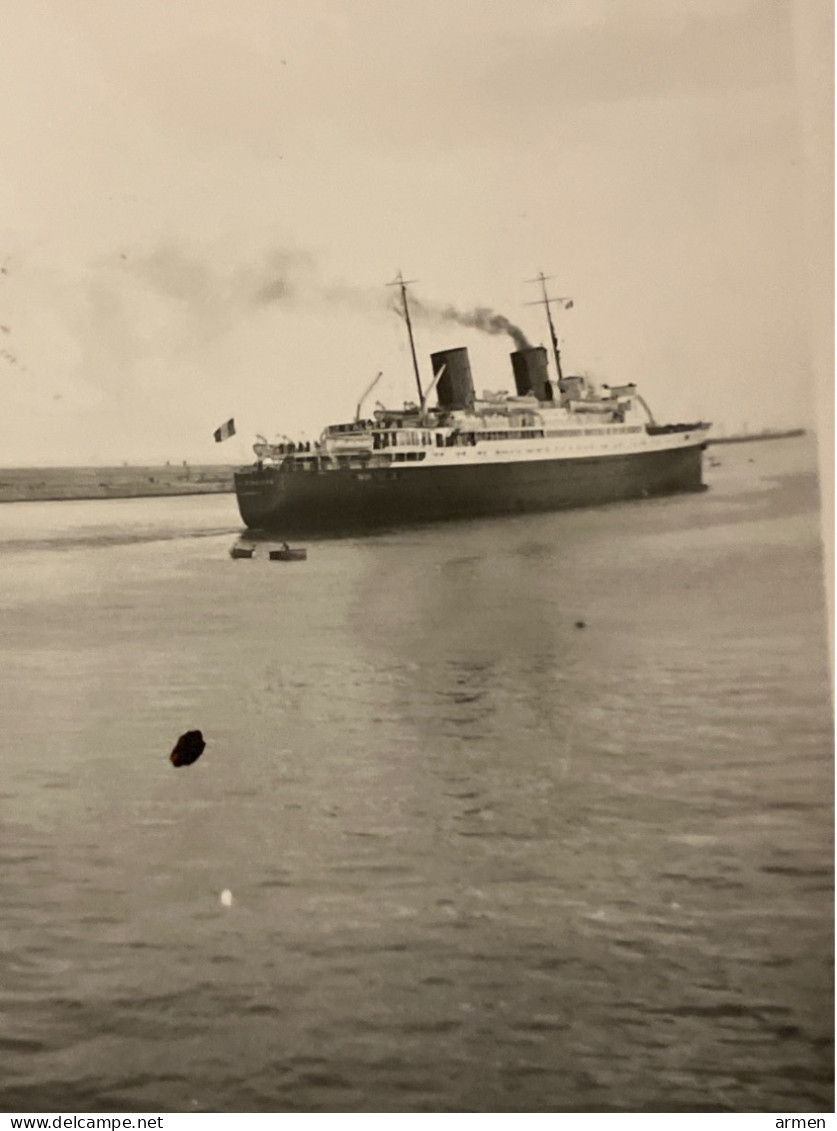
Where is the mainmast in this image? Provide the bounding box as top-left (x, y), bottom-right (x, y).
top-left (526, 272), bottom-right (572, 386)
top-left (388, 271), bottom-right (424, 408)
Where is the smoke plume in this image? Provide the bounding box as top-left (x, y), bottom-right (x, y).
top-left (403, 295), bottom-right (532, 351)
top-left (251, 248), bottom-right (317, 306)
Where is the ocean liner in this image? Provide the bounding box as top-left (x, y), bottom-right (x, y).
top-left (234, 275), bottom-right (710, 533)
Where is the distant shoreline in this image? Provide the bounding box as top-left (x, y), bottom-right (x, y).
top-left (707, 428), bottom-right (806, 446)
top-left (0, 465), bottom-right (236, 504)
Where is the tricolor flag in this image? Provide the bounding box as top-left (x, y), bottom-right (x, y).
top-left (213, 418), bottom-right (236, 443)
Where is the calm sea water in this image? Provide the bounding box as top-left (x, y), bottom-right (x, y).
top-left (0, 438), bottom-right (832, 1114)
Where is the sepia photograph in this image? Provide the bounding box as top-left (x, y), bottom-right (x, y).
top-left (0, 0), bottom-right (832, 1117)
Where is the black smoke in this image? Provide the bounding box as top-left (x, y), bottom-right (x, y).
top-left (401, 295), bottom-right (532, 351)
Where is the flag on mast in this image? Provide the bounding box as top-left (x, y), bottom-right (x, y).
top-left (213, 418), bottom-right (236, 443)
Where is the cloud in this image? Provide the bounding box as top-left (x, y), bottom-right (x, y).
top-left (482, 0), bottom-right (793, 116)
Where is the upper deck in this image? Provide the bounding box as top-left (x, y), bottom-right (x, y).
top-left (248, 336), bottom-right (709, 474)
top-left (251, 398), bottom-right (709, 475)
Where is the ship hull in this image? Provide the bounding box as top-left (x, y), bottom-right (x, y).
top-left (234, 442), bottom-right (707, 534)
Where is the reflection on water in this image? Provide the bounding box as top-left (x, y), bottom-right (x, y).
top-left (0, 439), bottom-right (832, 1113)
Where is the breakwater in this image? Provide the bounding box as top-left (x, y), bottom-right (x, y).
top-left (708, 428), bottom-right (806, 446)
top-left (0, 464), bottom-right (236, 503)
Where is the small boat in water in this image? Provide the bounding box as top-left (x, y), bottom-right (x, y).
top-left (269, 543), bottom-right (307, 562)
top-left (230, 544), bottom-right (255, 559)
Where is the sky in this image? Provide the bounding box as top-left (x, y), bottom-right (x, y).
top-left (0, 0), bottom-right (831, 466)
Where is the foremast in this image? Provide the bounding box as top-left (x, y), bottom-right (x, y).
top-left (388, 271), bottom-right (424, 410)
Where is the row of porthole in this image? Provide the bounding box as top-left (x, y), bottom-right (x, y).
top-left (428, 442), bottom-right (646, 457)
top-left (317, 436), bottom-right (693, 472)
top-left (348, 439), bottom-right (694, 479)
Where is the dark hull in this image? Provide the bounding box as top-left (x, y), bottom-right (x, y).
top-left (234, 443), bottom-right (707, 534)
